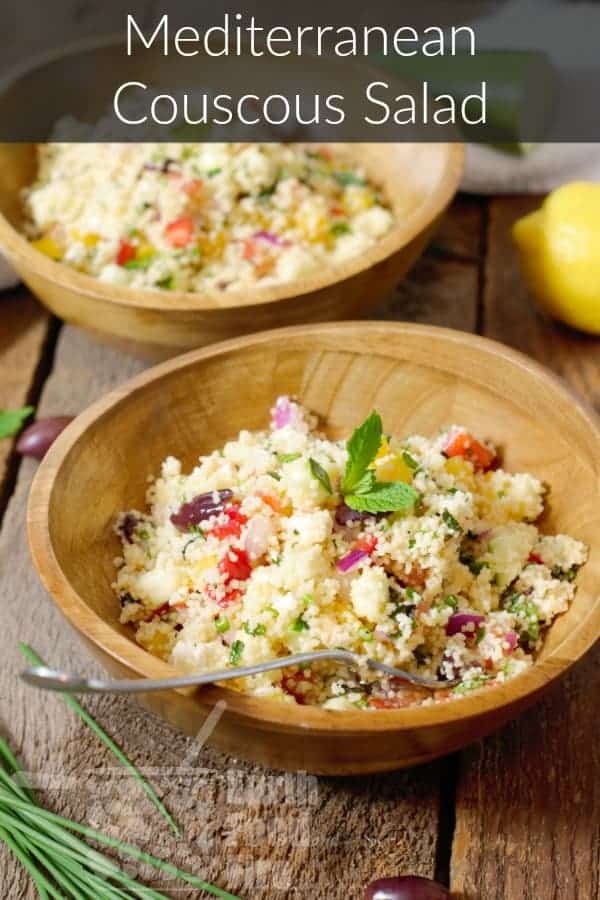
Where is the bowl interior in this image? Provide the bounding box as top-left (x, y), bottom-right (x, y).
top-left (43, 324), bottom-right (600, 687)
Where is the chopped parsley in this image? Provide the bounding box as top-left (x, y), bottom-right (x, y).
top-left (442, 509), bottom-right (462, 533)
top-left (290, 615), bottom-right (310, 633)
top-left (277, 452), bottom-right (301, 463)
top-left (243, 622), bottom-right (267, 637)
top-left (229, 640), bottom-right (245, 665)
top-left (308, 458), bottom-right (333, 494)
top-left (215, 616), bottom-right (230, 634)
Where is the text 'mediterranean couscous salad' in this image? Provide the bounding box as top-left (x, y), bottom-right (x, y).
top-left (24, 143), bottom-right (394, 293)
top-left (114, 398), bottom-right (587, 710)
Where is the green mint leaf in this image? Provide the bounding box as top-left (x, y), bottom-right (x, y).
top-left (0, 406), bottom-right (34, 439)
top-left (277, 452), bottom-right (301, 463)
top-left (345, 480), bottom-right (418, 514)
top-left (350, 470), bottom-right (376, 496)
top-left (309, 458), bottom-right (333, 494)
top-left (342, 411), bottom-right (382, 494)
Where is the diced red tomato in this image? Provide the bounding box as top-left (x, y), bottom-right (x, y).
top-left (183, 178), bottom-right (204, 197)
top-left (368, 690), bottom-right (425, 709)
top-left (354, 535), bottom-right (378, 554)
top-left (243, 238), bottom-right (258, 260)
top-left (443, 431), bottom-right (496, 472)
top-left (282, 669), bottom-right (313, 705)
top-left (165, 216), bottom-right (195, 248)
top-left (528, 553), bottom-right (544, 565)
top-left (218, 588), bottom-right (242, 608)
top-left (210, 504), bottom-right (247, 540)
top-left (144, 601), bottom-right (187, 622)
top-left (116, 239), bottom-right (136, 266)
top-left (205, 585), bottom-right (242, 608)
top-left (219, 547), bottom-right (252, 584)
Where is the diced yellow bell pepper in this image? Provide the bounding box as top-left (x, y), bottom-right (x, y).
top-left (374, 453), bottom-right (414, 484)
top-left (31, 237), bottom-right (63, 261)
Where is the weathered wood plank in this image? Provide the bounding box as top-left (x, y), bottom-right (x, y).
top-left (451, 196), bottom-right (600, 900)
top-left (0, 288), bottom-right (50, 499)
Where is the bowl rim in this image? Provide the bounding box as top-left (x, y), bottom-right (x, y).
top-left (27, 321), bottom-right (600, 734)
top-left (0, 31), bottom-right (464, 314)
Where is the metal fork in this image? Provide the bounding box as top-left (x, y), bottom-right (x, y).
top-left (21, 649), bottom-right (457, 695)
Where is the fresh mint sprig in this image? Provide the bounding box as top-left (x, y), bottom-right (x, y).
top-left (342, 411), bottom-right (419, 515)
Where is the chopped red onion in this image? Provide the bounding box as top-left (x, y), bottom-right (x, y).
top-left (170, 489), bottom-right (233, 532)
top-left (446, 612), bottom-right (485, 637)
top-left (503, 631), bottom-right (519, 651)
top-left (336, 548), bottom-right (368, 573)
top-left (374, 628), bottom-right (394, 644)
top-left (271, 396), bottom-right (293, 429)
top-left (244, 515), bottom-right (273, 561)
top-left (254, 229), bottom-right (290, 247)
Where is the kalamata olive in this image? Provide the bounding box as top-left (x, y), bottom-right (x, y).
top-left (364, 875), bottom-right (449, 900)
top-left (16, 416), bottom-right (74, 460)
top-left (170, 489), bottom-right (233, 532)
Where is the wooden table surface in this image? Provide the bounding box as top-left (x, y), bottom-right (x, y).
top-left (1, 195), bottom-right (598, 900)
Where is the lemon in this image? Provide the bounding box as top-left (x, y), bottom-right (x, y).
top-left (513, 182), bottom-right (600, 334)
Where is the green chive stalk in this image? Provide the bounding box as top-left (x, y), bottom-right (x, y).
top-left (0, 734), bottom-right (240, 899)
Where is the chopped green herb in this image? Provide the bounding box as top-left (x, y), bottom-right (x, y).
top-left (552, 564), bottom-right (579, 582)
top-left (243, 622), bottom-right (266, 637)
top-left (266, 604), bottom-right (279, 618)
top-left (359, 626), bottom-right (374, 642)
top-left (460, 553), bottom-right (488, 576)
top-left (215, 616), bottom-right (230, 634)
top-left (342, 411), bottom-right (383, 494)
top-left (267, 470), bottom-right (281, 481)
top-left (156, 274), bottom-right (175, 290)
top-left (345, 480), bottom-right (417, 514)
top-left (442, 509), bottom-right (463, 533)
top-left (353, 697), bottom-right (369, 709)
top-left (475, 625), bottom-right (486, 644)
top-left (229, 640), bottom-right (245, 665)
top-left (277, 452), bottom-right (301, 463)
top-left (309, 458), bottom-right (333, 494)
top-left (123, 256), bottom-right (152, 270)
top-left (453, 674), bottom-right (489, 695)
top-left (402, 451), bottom-right (419, 470)
top-left (207, 167), bottom-right (222, 177)
top-left (0, 407), bottom-right (34, 440)
top-left (334, 171), bottom-right (366, 187)
top-left (330, 222), bottom-right (351, 236)
top-left (504, 593), bottom-right (540, 642)
top-left (290, 616), bottom-right (309, 633)
top-left (444, 594), bottom-right (459, 611)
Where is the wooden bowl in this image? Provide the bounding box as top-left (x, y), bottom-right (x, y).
top-left (27, 322), bottom-right (600, 774)
top-left (0, 141), bottom-right (462, 360)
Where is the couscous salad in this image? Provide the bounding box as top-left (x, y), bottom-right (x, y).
top-left (24, 143), bottom-right (394, 293)
top-left (114, 398), bottom-right (587, 709)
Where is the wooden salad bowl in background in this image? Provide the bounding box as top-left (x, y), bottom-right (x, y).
top-left (27, 322), bottom-right (600, 774)
top-left (0, 142), bottom-right (463, 360)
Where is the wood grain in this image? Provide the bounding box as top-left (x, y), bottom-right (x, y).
top-left (0, 288), bottom-right (49, 499)
top-left (451, 196), bottom-right (600, 900)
